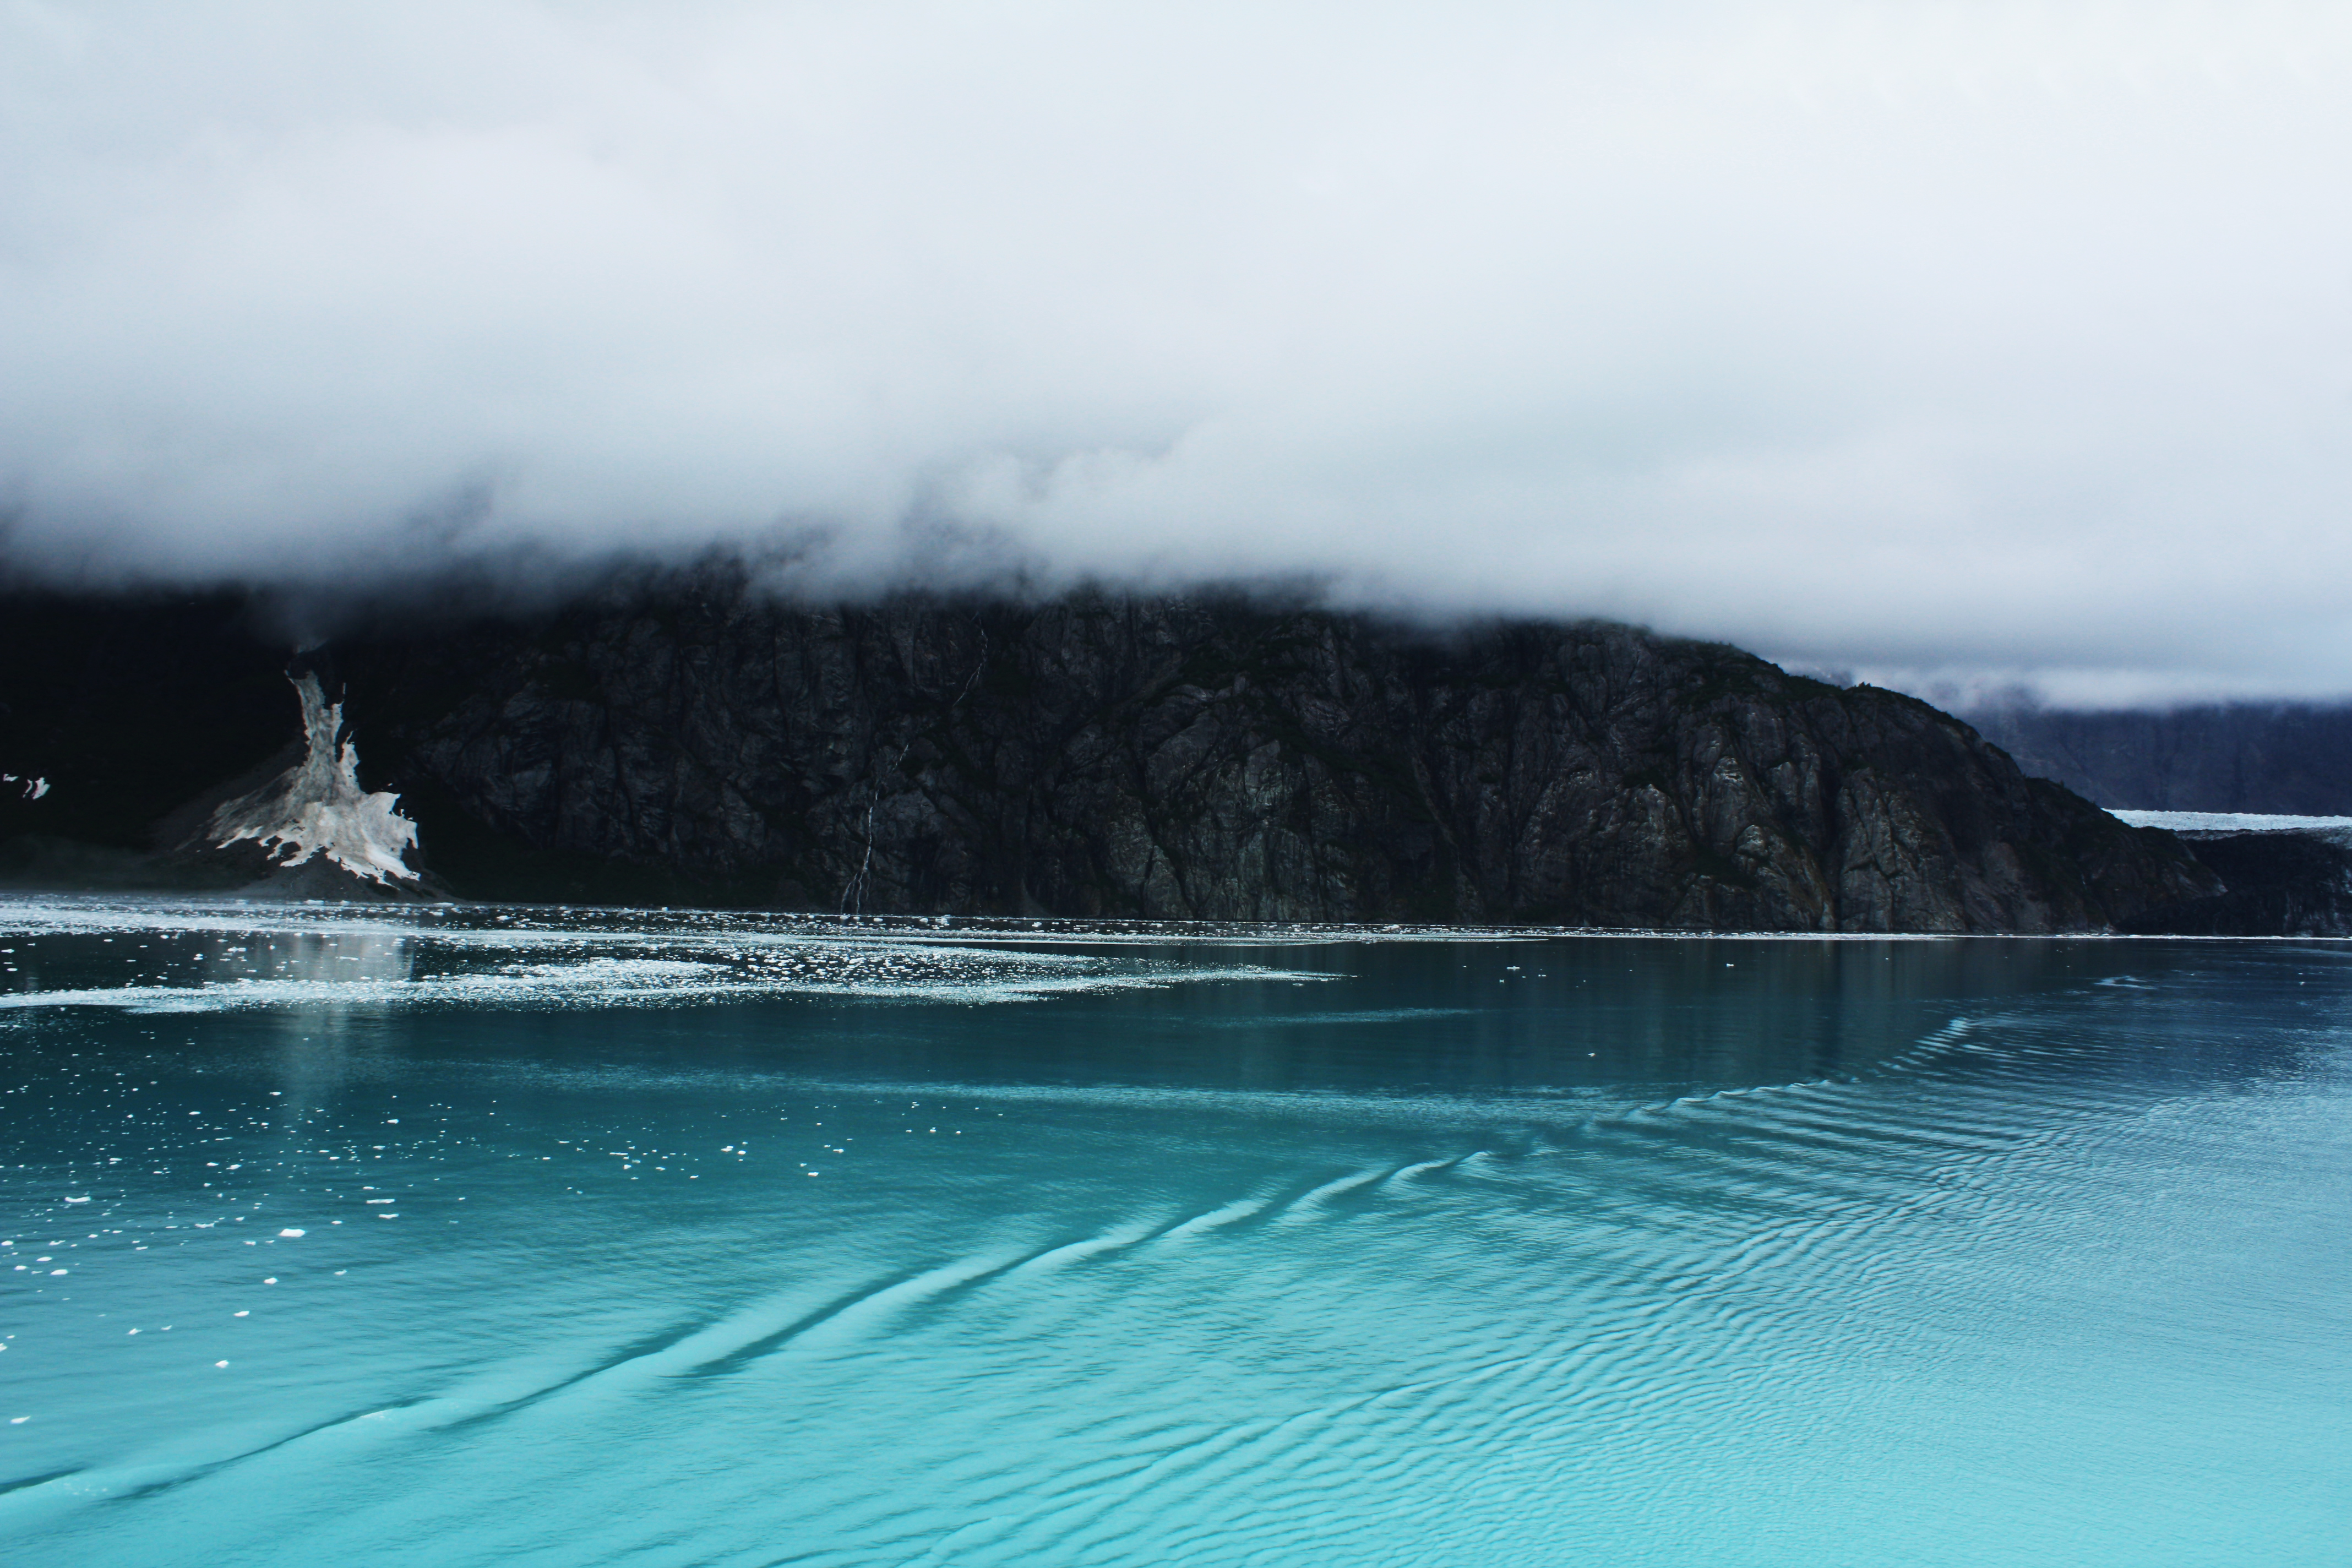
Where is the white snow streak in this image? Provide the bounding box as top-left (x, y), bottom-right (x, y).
top-left (205, 674), bottom-right (421, 885)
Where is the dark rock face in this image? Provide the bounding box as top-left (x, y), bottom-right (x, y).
top-left (323, 585), bottom-right (2217, 931)
top-left (2124, 830), bottom-right (2352, 938)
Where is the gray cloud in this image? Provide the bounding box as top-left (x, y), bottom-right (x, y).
top-left (5, 1), bottom-right (2351, 704)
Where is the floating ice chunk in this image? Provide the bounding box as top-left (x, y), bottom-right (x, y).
top-left (277, 1228), bottom-right (304, 1237)
top-left (205, 673), bottom-right (421, 885)
top-left (63, 1196), bottom-right (89, 1204)
top-left (215, 1361), bottom-right (228, 1369)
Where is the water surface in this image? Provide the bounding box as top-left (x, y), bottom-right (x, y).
top-left (3, 900), bottom-right (2347, 1565)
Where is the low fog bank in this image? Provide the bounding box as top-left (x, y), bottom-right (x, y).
top-left (7, 3), bottom-right (2352, 703)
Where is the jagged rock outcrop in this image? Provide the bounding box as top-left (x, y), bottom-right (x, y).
top-left (319, 584), bottom-right (2217, 930)
top-left (2122, 827), bottom-right (2352, 937)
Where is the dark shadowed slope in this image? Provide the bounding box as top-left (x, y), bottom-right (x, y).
top-left (329, 582), bottom-right (2213, 930)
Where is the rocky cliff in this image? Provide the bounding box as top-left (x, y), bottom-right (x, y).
top-left (0, 579), bottom-right (2228, 929)
top-left (2122, 826), bottom-right (2352, 938)
top-left (312, 582), bottom-right (2210, 931)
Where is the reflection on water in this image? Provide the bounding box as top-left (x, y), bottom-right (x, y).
top-left (2, 899), bottom-right (2348, 1566)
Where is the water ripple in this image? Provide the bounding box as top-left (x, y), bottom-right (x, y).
top-left (4, 921), bottom-right (2348, 1565)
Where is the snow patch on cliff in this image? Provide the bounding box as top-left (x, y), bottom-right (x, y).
top-left (205, 674), bottom-right (421, 885)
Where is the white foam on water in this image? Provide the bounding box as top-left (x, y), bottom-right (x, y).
top-left (0, 894), bottom-right (1337, 1012)
top-left (0, 892), bottom-right (2038, 948)
top-left (0, 957), bottom-right (1310, 1014)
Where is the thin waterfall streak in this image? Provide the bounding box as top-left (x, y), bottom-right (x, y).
top-left (843, 624), bottom-right (988, 917)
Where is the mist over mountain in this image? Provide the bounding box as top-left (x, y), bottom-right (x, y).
top-left (10, 6), bottom-right (2352, 925)
top-left (7, 3), bottom-right (2352, 704)
top-left (1967, 701), bottom-right (2352, 818)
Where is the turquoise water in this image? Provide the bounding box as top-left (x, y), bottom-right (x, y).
top-left (3, 900), bottom-right (2348, 1565)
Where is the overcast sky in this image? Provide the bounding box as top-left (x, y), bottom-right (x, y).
top-left (4, 2), bottom-right (2350, 705)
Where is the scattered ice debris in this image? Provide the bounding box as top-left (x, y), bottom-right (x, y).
top-left (204, 673), bottom-right (421, 885)
top-left (0, 899), bottom-right (1341, 1018)
top-left (2, 775), bottom-right (49, 800)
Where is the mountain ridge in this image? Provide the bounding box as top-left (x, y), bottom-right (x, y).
top-left (0, 577), bottom-right (2256, 931)
top-left (1967, 701), bottom-right (2352, 815)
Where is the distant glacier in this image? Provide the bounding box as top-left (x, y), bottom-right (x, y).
top-left (2109, 809), bottom-right (2352, 837)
